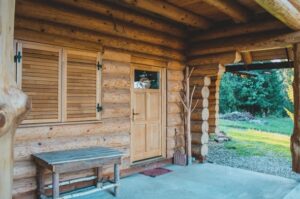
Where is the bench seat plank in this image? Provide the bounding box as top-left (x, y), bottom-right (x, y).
top-left (33, 147), bottom-right (123, 165)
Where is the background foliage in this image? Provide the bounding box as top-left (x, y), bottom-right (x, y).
top-left (219, 69), bottom-right (294, 117)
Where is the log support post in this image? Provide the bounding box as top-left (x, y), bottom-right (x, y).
top-left (292, 43), bottom-right (300, 173)
top-left (0, 0), bottom-right (30, 198)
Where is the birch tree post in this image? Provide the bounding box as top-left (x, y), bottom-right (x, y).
top-left (180, 66), bottom-right (199, 165)
top-left (0, 0), bottom-right (30, 198)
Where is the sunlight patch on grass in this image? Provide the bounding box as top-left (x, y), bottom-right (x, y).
top-left (220, 126), bottom-right (291, 158)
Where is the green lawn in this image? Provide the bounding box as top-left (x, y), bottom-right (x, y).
top-left (219, 117), bottom-right (293, 135)
top-left (219, 118), bottom-right (293, 158)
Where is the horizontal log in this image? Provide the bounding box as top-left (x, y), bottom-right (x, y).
top-left (189, 29), bottom-right (291, 56)
top-left (102, 104), bottom-right (130, 119)
top-left (188, 51), bottom-right (242, 65)
top-left (15, 18), bottom-right (184, 61)
top-left (167, 113), bottom-right (183, 126)
top-left (192, 144), bottom-right (208, 157)
top-left (102, 90), bottom-right (130, 104)
top-left (167, 80), bottom-right (183, 92)
top-left (167, 70), bottom-right (184, 81)
top-left (191, 99), bottom-right (209, 109)
top-left (102, 60), bottom-right (130, 74)
top-left (15, 29), bottom-right (102, 52)
top-left (192, 132), bottom-right (209, 145)
top-left (167, 103), bottom-right (182, 114)
top-left (16, 0), bottom-right (185, 50)
top-left (190, 19), bottom-right (286, 42)
top-left (191, 121), bottom-right (209, 133)
top-left (102, 75), bottom-right (130, 90)
top-left (52, 0), bottom-right (185, 38)
top-left (15, 135), bottom-right (130, 161)
top-left (167, 61), bottom-right (185, 70)
top-left (131, 56), bottom-right (167, 67)
top-left (202, 0), bottom-right (249, 23)
top-left (168, 91), bottom-right (182, 103)
top-left (120, 0), bottom-right (211, 29)
top-left (16, 118), bottom-right (130, 142)
top-left (190, 76), bottom-right (211, 87)
top-left (167, 125), bottom-right (184, 138)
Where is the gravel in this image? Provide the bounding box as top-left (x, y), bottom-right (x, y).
top-left (206, 140), bottom-right (300, 180)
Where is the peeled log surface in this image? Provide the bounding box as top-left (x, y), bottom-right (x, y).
top-left (190, 76), bottom-right (211, 87)
top-left (201, 86), bottom-right (210, 99)
top-left (255, 0), bottom-right (300, 30)
top-left (202, 0), bottom-right (249, 23)
top-left (167, 70), bottom-right (184, 81)
top-left (168, 80), bottom-right (183, 92)
top-left (191, 121), bottom-right (209, 133)
top-left (188, 51), bottom-right (242, 65)
top-left (132, 56), bottom-right (167, 68)
top-left (120, 0), bottom-right (211, 29)
top-left (14, 18), bottom-right (184, 61)
top-left (168, 91), bottom-right (182, 103)
top-left (191, 19), bottom-right (286, 42)
top-left (201, 144), bottom-right (209, 156)
top-left (52, 0), bottom-right (185, 38)
top-left (168, 103), bottom-right (182, 114)
top-left (191, 99), bottom-right (209, 109)
top-left (192, 132), bottom-right (209, 145)
top-left (16, 0), bottom-right (185, 50)
top-left (202, 108), bottom-right (209, 121)
top-left (102, 60), bottom-right (130, 75)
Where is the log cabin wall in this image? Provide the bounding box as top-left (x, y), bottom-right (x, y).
top-left (13, 0), bottom-right (185, 198)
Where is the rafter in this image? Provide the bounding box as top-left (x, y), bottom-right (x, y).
top-left (120, 0), bottom-right (211, 29)
top-left (255, 0), bottom-right (300, 30)
top-left (203, 0), bottom-right (249, 23)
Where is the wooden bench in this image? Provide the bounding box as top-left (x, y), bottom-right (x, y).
top-left (32, 147), bottom-right (123, 199)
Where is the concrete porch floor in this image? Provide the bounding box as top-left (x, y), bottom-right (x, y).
top-left (77, 163), bottom-right (300, 199)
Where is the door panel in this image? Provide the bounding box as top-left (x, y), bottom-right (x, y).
top-left (147, 92), bottom-right (160, 121)
top-left (131, 67), bottom-right (162, 162)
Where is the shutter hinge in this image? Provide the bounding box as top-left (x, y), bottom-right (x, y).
top-left (97, 62), bottom-right (102, 70)
top-left (96, 103), bottom-right (102, 112)
top-left (14, 51), bottom-right (22, 63)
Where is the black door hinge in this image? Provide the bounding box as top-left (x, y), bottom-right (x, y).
top-left (14, 51), bottom-right (22, 63)
top-left (96, 103), bottom-right (102, 112)
top-left (97, 62), bottom-right (102, 70)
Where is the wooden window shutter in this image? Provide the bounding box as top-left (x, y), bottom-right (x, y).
top-left (63, 50), bottom-right (101, 122)
top-left (18, 42), bottom-right (62, 123)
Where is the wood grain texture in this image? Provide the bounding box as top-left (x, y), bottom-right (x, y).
top-left (255, 0), bottom-right (300, 30)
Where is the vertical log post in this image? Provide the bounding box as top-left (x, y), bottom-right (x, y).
top-left (0, 0), bottom-right (30, 198)
top-left (292, 43), bottom-right (300, 173)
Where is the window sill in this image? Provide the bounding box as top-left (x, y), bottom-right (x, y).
top-left (19, 120), bottom-right (103, 128)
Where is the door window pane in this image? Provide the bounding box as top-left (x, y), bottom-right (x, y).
top-left (134, 70), bottom-right (160, 89)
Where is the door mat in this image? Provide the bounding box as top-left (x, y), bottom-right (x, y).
top-left (140, 167), bottom-right (172, 177)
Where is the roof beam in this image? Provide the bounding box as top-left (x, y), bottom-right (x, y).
top-left (190, 19), bottom-right (286, 42)
top-left (202, 0), bottom-right (249, 23)
top-left (120, 0), bottom-right (211, 29)
top-left (225, 61), bottom-right (293, 72)
top-left (255, 0), bottom-right (300, 30)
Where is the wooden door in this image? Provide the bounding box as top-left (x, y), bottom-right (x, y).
top-left (131, 67), bottom-right (162, 162)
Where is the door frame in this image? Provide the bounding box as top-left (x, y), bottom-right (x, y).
top-left (130, 64), bottom-right (167, 164)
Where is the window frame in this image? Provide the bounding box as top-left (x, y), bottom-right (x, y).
top-left (15, 40), bottom-right (102, 125)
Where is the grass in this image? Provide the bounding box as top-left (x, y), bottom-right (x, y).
top-left (219, 118), bottom-right (293, 158)
top-left (219, 117), bottom-right (293, 135)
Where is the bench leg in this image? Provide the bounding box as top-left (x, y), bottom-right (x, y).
top-left (36, 167), bottom-right (45, 199)
top-left (96, 167), bottom-right (103, 188)
top-left (114, 164), bottom-right (120, 197)
top-left (52, 172), bottom-right (60, 199)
